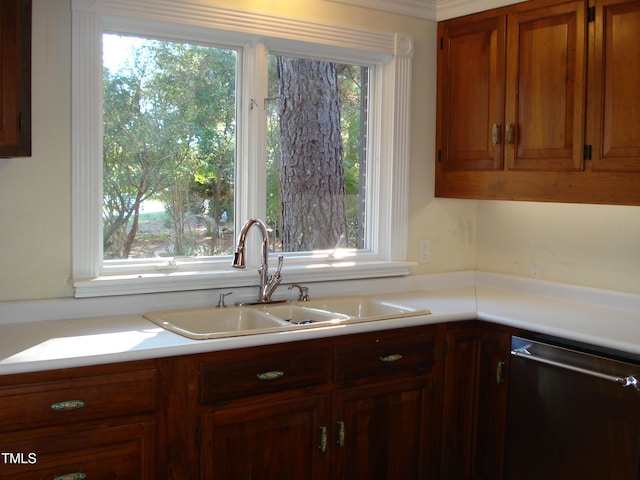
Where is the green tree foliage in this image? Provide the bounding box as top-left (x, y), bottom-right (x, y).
top-left (103, 35), bottom-right (363, 259)
top-left (103, 37), bottom-right (236, 258)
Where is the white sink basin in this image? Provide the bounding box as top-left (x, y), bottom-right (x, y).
top-left (144, 307), bottom-right (290, 340)
top-left (299, 296), bottom-right (430, 320)
top-left (260, 304), bottom-right (350, 325)
top-left (145, 296), bottom-right (430, 340)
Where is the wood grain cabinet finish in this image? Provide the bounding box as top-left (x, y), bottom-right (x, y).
top-left (436, 15), bottom-right (507, 173)
top-left (0, 0), bottom-right (31, 157)
top-left (200, 345), bottom-right (329, 404)
top-left (333, 377), bottom-right (433, 480)
top-left (504, 1), bottom-right (586, 172)
top-left (200, 394), bottom-right (329, 480)
top-left (0, 322), bottom-right (525, 479)
top-left (198, 342), bottom-right (331, 479)
top-left (189, 326), bottom-right (440, 480)
top-left (0, 361), bottom-right (160, 480)
top-left (1, 422), bottom-right (156, 480)
top-left (439, 321), bottom-right (516, 480)
top-left (589, 0), bottom-right (640, 172)
top-left (333, 327), bottom-right (439, 480)
top-left (436, 0), bottom-right (640, 205)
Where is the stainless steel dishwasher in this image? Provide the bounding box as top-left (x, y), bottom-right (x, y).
top-left (504, 335), bottom-right (640, 480)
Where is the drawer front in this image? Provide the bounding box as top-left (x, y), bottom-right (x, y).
top-left (0, 421), bottom-right (156, 480)
top-left (200, 347), bottom-right (328, 404)
top-left (336, 329), bottom-right (437, 384)
top-left (0, 369), bottom-right (158, 432)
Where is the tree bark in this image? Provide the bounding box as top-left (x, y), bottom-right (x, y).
top-left (277, 57), bottom-right (348, 252)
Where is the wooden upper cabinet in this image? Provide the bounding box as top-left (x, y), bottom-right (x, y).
top-left (437, 16), bottom-right (506, 171)
top-left (435, 0), bottom-right (640, 205)
top-left (590, 0), bottom-right (640, 172)
top-left (0, 0), bottom-right (31, 157)
top-left (505, 1), bottom-right (586, 171)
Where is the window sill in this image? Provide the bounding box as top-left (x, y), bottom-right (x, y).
top-left (73, 260), bottom-right (415, 298)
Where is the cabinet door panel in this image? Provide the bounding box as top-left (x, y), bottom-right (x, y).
top-left (439, 327), bottom-right (478, 479)
top-left (505, 2), bottom-right (586, 171)
top-left (591, 0), bottom-right (640, 171)
top-left (438, 16), bottom-right (506, 171)
top-left (474, 328), bottom-right (512, 480)
top-left (0, 0), bottom-right (30, 157)
top-left (200, 395), bottom-right (328, 480)
top-left (333, 378), bottom-right (431, 480)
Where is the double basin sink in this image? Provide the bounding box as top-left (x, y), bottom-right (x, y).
top-left (144, 296), bottom-right (431, 340)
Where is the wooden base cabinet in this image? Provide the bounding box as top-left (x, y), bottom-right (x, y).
top-left (201, 395), bottom-right (329, 480)
top-left (1, 422), bottom-right (156, 479)
top-left (0, 322), bottom-right (527, 478)
top-left (333, 377), bottom-right (432, 480)
top-left (440, 322), bottom-right (516, 480)
top-left (0, 361), bottom-right (160, 479)
top-left (184, 325), bottom-right (440, 480)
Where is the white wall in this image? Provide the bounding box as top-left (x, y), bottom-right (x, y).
top-left (1, 0), bottom-right (636, 303)
top-left (0, 0), bottom-right (475, 302)
top-left (476, 201), bottom-right (640, 294)
top-left (0, 0), bottom-right (72, 301)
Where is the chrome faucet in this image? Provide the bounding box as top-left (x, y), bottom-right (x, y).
top-left (232, 218), bottom-right (283, 303)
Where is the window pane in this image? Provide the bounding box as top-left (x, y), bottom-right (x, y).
top-left (266, 54), bottom-right (367, 253)
top-left (102, 34), bottom-right (236, 260)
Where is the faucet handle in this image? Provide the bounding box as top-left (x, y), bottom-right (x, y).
top-left (288, 284), bottom-right (310, 302)
top-left (274, 255), bottom-right (284, 274)
top-left (216, 291), bottom-right (233, 308)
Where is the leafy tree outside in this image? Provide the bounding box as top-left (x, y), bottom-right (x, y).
top-left (102, 35), bottom-right (365, 260)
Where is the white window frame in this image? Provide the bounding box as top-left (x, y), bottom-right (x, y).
top-left (71, 0), bottom-right (414, 298)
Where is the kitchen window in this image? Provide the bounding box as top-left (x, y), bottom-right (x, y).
top-left (72, 0), bottom-right (413, 297)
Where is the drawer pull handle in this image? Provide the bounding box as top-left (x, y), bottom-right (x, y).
top-left (50, 400), bottom-right (85, 411)
top-left (54, 473), bottom-right (87, 480)
top-left (257, 370), bottom-right (284, 381)
top-left (379, 353), bottom-right (403, 363)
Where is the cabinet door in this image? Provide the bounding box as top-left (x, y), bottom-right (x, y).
top-left (505, 1), bottom-right (587, 171)
top-left (437, 15), bottom-right (507, 171)
top-left (440, 323), bottom-right (515, 480)
top-left (0, 0), bottom-right (30, 157)
top-left (590, 0), bottom-right (640, 172)
top-left (333, 377), bottom-right (432, 480)
top-left (200, 395), bottom-right (328, 480)
top-left (474, 328), bottom-right (512, 480)
top-left (440, 326), bottom-right (478, 479)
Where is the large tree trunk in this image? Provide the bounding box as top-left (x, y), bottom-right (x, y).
top-left (277, 57), bottom-right (348, 252)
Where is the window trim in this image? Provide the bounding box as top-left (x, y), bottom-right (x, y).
top-left (71, 0), bottom-right (414, 298)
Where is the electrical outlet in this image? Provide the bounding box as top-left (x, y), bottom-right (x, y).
top-left (419, 240), bottom-right (431, 264)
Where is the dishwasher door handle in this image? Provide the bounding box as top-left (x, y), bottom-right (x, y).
top-left (511, 349), bottom-right (640, 391)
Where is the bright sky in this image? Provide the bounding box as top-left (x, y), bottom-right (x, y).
top-left (102, 33), bottom-right (146, 72)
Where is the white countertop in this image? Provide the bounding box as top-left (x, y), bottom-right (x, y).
top-left (1, 271), bottom-right (638, 375)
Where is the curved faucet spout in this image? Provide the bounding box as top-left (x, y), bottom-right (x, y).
top-left (232, 218), bottom-right (268, 269)
top-left (232, 218), bottom-right (283, 303)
